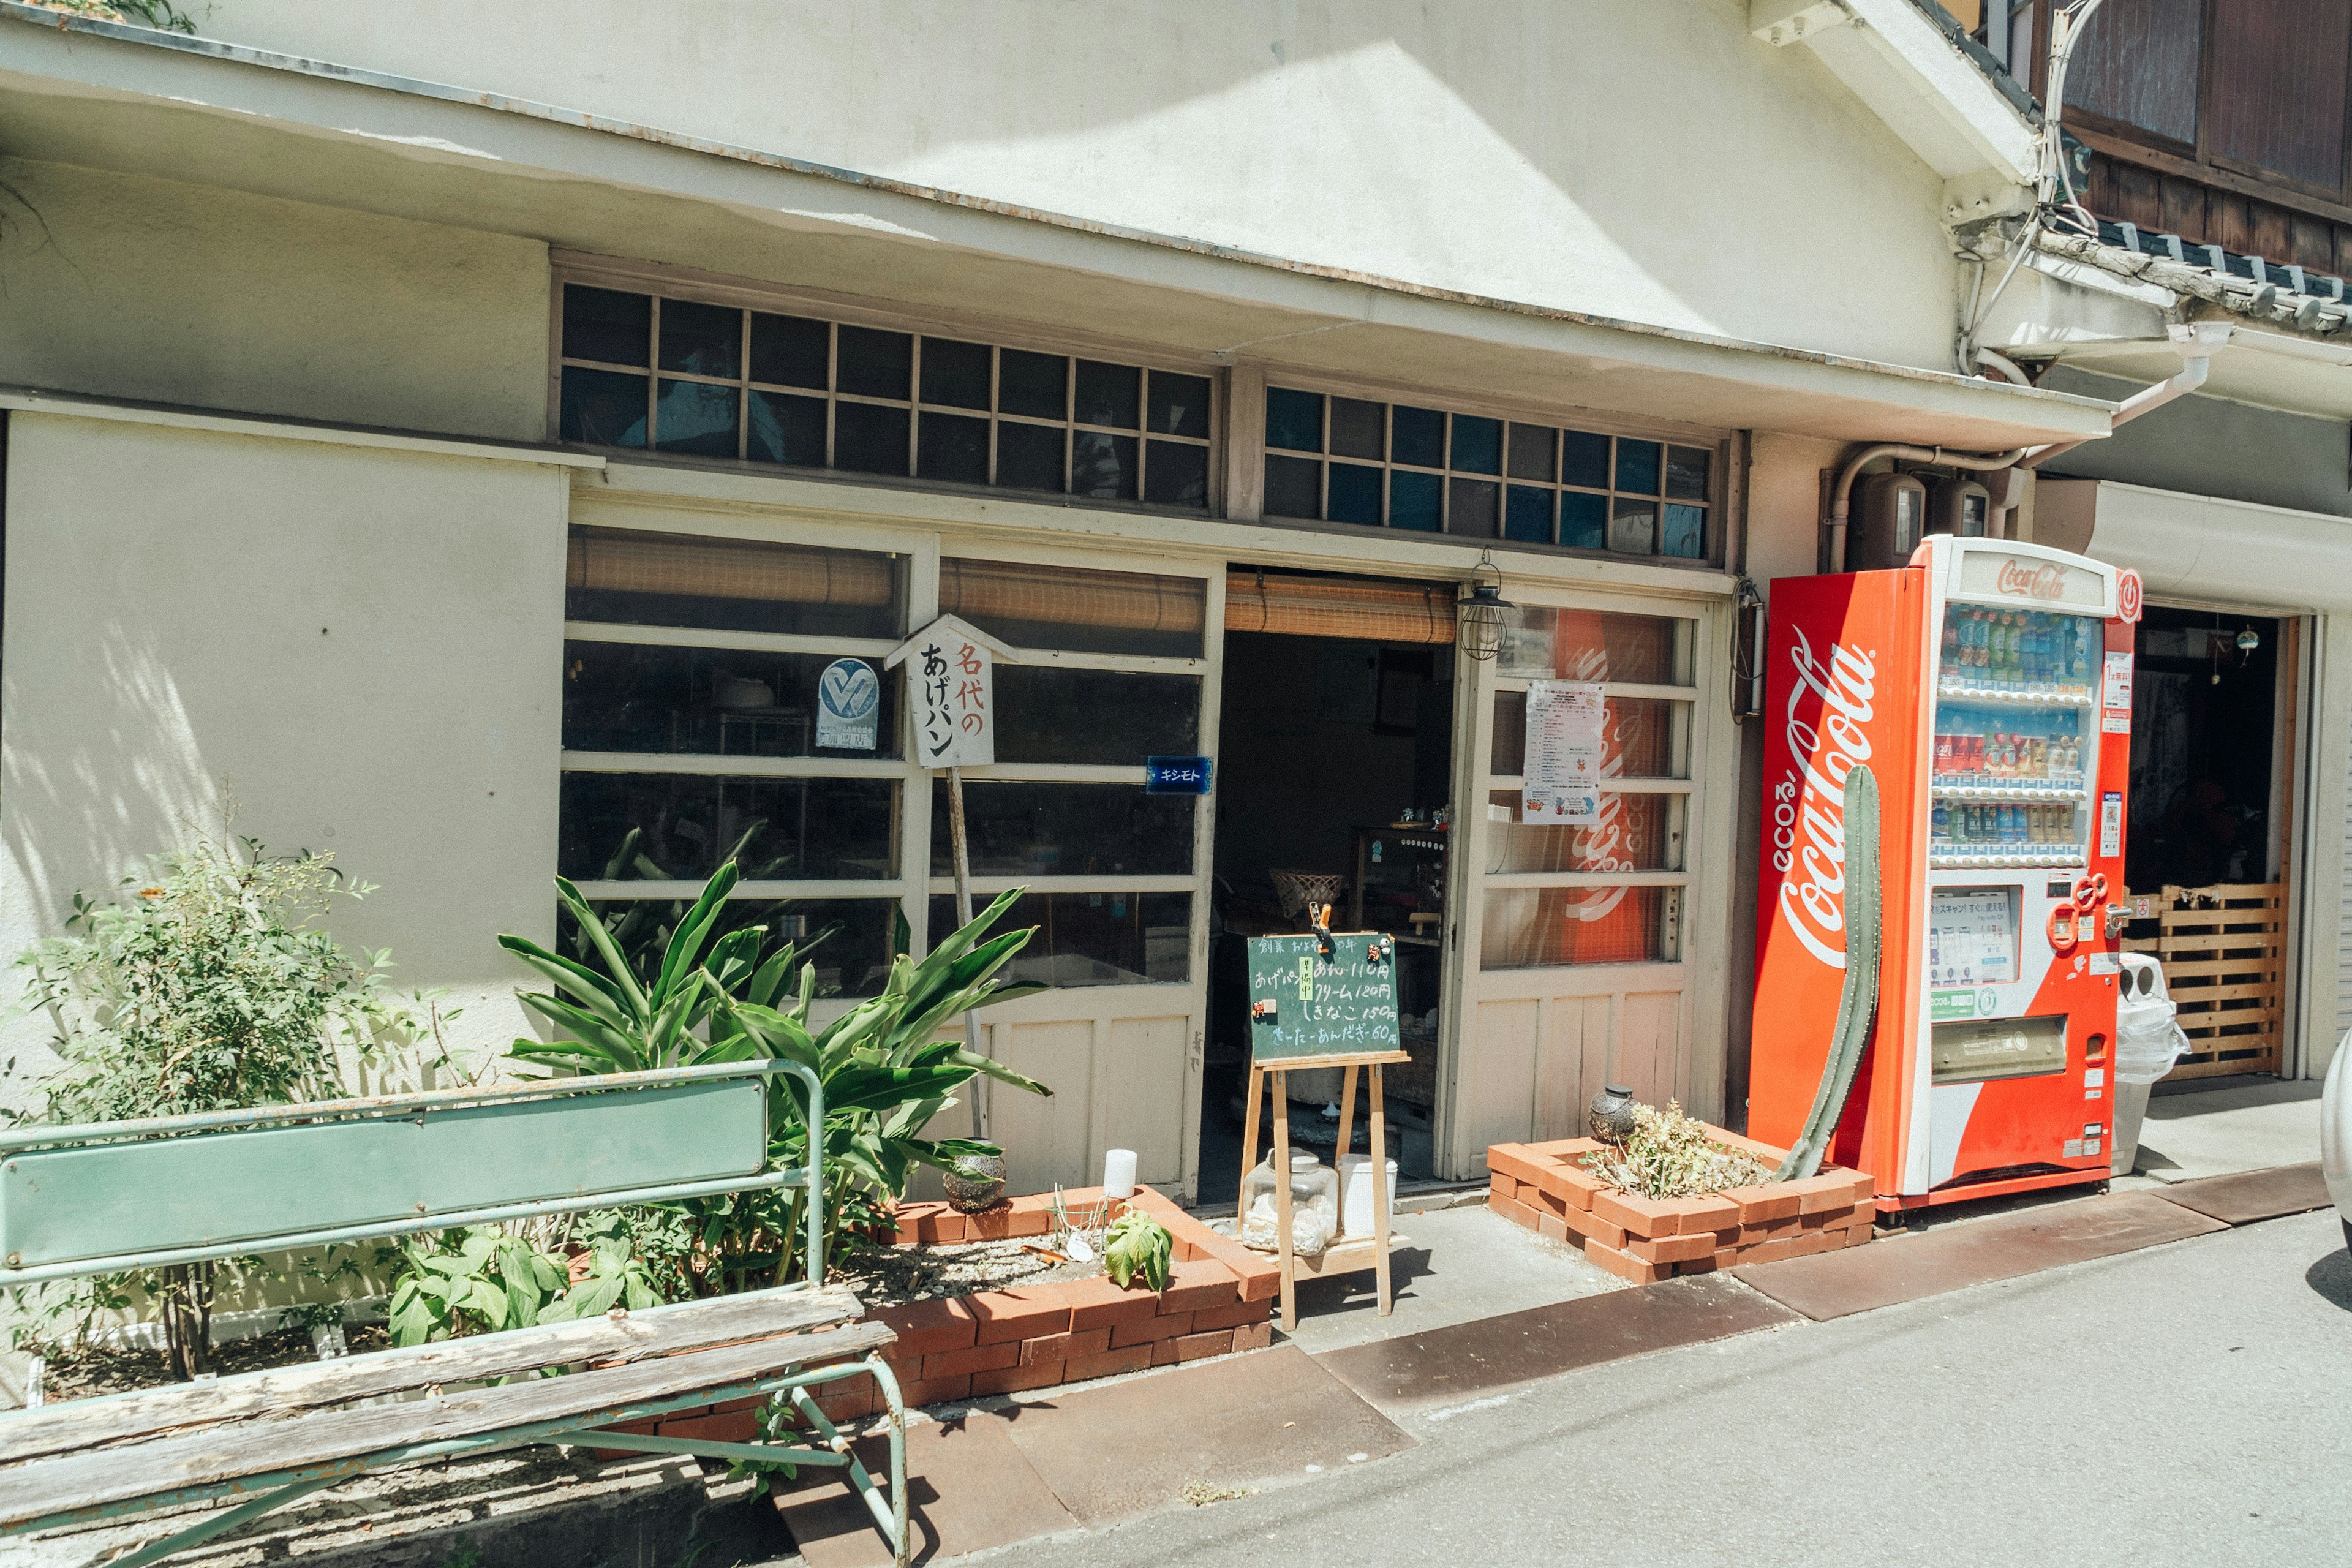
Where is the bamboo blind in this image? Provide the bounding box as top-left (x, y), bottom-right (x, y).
top-left (939, 558), bottom-right (1206, 639)
top-left (1222, 571), bottom-right (1456, 645)
top-left (567, 527), bottom-right (897, 608)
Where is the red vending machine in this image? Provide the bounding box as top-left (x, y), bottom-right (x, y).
top-left (1750, 535), bottom-right (2143, 1212)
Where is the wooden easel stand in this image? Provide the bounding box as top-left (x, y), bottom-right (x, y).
top-left (1236, 1050), bottom-right (1411, 1332)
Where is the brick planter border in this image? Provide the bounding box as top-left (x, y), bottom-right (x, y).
top-left (1487, 1126), bottom-right (1876, 1284)
top-left (601, 1185), bottom-right (1272, 1447)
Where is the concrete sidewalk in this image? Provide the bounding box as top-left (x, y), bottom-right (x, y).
top-left (2125, 1076), bottom-right (2324, 1184)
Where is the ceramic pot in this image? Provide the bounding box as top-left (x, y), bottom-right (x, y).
top-left (941, 1153), bottom-right (1008, 1213)
top-left (1587, 1084), bottom-right (1638, 1146)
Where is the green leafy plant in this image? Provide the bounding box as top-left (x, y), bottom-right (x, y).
top-left (1103, 1208), bottom-right (1172, 1292)
top-left (1580, 1099), bottom-right (1772, 1200)
top-left (8, 831), bottom-right (408, 1377)
top-left (498, 866), bottom-right (1056, 1291)
top-left (388, 1229), bottom-right (567, 1347)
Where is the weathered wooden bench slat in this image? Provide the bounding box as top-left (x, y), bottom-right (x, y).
top-left (4, 1318), bottom-right (894, 1526)
top-left (0, 1284), bottom-right (865, 1467)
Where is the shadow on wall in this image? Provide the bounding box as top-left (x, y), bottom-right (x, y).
top-left (0, 623), bottom-right (220, 952)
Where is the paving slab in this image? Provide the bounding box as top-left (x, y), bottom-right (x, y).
top-left (1000, 1344), bottom-right (1412, 1525)
top-left (2144, 1159), bottom-right (2332, 1225)
top-left (1313, 1274), bottom-right (1798, 1411)
top-left (2133, 1078), bottom-right (2321, 1182)
top-left (775, 1409), bottom-right (1077, 1567)
top-left (1733, 1189), bottom-right (2226, 1321)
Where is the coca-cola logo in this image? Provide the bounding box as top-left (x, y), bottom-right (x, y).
top-left (1996, 559), bottom-right (2067, 601)
top-left (1771, 627), bottom-right (1879, 971)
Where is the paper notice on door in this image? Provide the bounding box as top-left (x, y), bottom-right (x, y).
top-left (1522, 680), bottom-right (1605, 824)
top-left (2100, 790), bottom-right (2122, 858)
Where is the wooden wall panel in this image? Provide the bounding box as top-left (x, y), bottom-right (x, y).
top-left (2294, 214), bottom-right (2338, 271)
top-left (1468, 997), bottom-right (1540, 1167)
top-left (1103, 1014), bottom-right (1189, 1186)
top-left (2161, 175), bottom-right (2209, 243)
top-left (2114, 162), bottom-right (2165, 230)
top-left (2207, 0), bottom-right (2352, 190)
top-left (1618, 990), bottom-right (1682, 1109)
top-left (2252, 202), bottom-right (2294, 265)
top-left (992, 1019), bottom-right (1097, 1191)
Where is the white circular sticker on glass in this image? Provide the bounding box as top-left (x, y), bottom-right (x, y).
top-left (817, 658), bottom-right (880, 751)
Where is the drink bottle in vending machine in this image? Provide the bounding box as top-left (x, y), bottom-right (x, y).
top-left (1749, 537), bottom-right (2141, 1212)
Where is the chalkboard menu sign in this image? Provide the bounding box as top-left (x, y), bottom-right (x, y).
top-left (1245, 933), bottom-right (1403, 1063)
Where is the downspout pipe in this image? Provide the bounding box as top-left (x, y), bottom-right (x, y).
top-left (2017, 321), bottom-right (2233, 472)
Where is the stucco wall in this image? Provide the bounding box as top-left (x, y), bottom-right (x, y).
top-left (0, 413), bottom-right (568, 1100)
top-left (199, 0), bottom-right (1963, 370)
top-left (0, 157), bottom-right (549, 443)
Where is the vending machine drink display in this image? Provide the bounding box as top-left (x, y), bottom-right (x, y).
top-left (1750, 536), bottom-right (2141, 1212)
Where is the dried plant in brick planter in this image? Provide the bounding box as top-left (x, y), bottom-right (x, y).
top-left (1487, 1119), bottom-right (1875, 1286)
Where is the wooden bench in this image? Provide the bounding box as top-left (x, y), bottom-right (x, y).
top-left (0, 1060), bottom-right (909, 1567)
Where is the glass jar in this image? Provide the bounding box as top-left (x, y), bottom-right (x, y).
top-left (1238, 1149), bottom-right (1339, 1257)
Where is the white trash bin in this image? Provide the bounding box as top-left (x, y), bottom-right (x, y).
top-left (2111, 953), bottom-right (2188, 1175)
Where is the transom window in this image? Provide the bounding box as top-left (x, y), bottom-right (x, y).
top-left (1261, 386), bottom-right (1714, 561)
top-left (557, 283), bottom-right (1214, 510)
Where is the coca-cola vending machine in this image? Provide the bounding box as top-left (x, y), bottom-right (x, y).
top-left (1749, 535), bottom-right (2143, 1212)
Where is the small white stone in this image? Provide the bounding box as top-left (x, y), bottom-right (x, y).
top-left (1303, 1464), bottom-right (1322, 1474)
top-left (1348, 1452), bottom-right (1369, 1463)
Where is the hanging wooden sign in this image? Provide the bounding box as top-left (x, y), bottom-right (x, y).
top-left (885, 614), bottom-right (1017, 770)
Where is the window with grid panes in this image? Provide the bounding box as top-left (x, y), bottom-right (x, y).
top-left (557, 282), bottom-right (1214, 510)
top-left (559, 525), bottom-right (912, 998)
top-left (1261, 386), bottom-right (1713, 561)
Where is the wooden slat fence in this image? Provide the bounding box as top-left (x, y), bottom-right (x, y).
top-left (2119, 883), bottom-right (2285, 1079)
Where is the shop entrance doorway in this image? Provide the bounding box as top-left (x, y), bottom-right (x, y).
top-left (2122, 606), bottom-right (2289, 1080)
top-left (1195, 571), bottom-right (1458, 1207)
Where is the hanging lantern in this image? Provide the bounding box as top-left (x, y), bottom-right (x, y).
top-left (1457, 553), bottom-right (1513, 662)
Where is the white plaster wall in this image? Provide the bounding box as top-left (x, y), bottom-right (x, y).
top-left (0, 158), bottom-right (550, 443)
top-left (200, 0), bottom-right (1963, 369)
top-left (0, 413), bottom-right (568, 1100)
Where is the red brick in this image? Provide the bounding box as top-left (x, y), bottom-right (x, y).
top-left (1001, 1200), bottom-right (1054, 1240)
top-left (1551, 1160), bottom-right (1603, 1212)
top-left (891, 1201), bottom-right (941, 1245)
top-left (923, 1340), bottom-right (1020, 1379)
top-left (1592, 1186), bottom-right (1680, 1238)
top-left (1680, 1194), bottom-right (1740, 1232)
top-left (1740, 1216), bottom-right (1799, 1245)
top-left (1110, 1310), bottom-right (1194, 1348)
top-left (658, 1409), bottom-right (760, 1444)
top-left (1232, 1321), bottom-right (1273, 1352)
top-left (1790, 1174), bottom-right (1857, 1215)
top-left (971, 1360), bottom-right (1066, 1396)
top-left (1726, 1185), bottom-right (1801, 1224)
top-left (1714, 1247), bottom-right (1742, 1270)
top-left (1582, 1237), bottom-right (1668, 1284)
top-left (1746, 1237), bottom-right (1796, 1264)
top-left (1058, 1276), bottom-right (1160, 1333)
top-left (1167, 1327), bottom-right (1234, 1362)
top-left (1488, 1173), bottom-right (1521, 1204)
top-left (1789, 1229), bottom-right (1841, 1259)
top-left (1065, 1344), bottom-right (1155, 1381)
top-left (814, 1390), bottom-right (875, 1424)
top-left (1525, 1185), bottom-right (1570, 1219)
top-left (968, 1287), bottom-right (1071, 1345)
top-left (962, 1201), bottom-right (1019, 1240)
top-left (1020, 1327), bottom-right (1110, 1366)
top-left (1490, 1195), bottom-right (1540, 1230)
top-left (1189, 1296), bottom-right (1272, 1331)
top-left (1483, 1143), bottom-right (1556, 1186)
top-left (910, 1204), bottom-right (970, 1244)
top-left (1560, 1204), bottom-right (1629, 1251)
top-left (1676, 1251), bottom-right (1719, 1275)
top-left (896, 1374), bottom-right (972, 1406)
top-left (1626, 1230), bottom-right (1717, 1265)
top-left (1537, 1211), bottom-right (1569, 1243)
top-left (1158, 1258), bottom-right (1242, 1315)
top-left (871, 1297), bottom-right (978, 1359)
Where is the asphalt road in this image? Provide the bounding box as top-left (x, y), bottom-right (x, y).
top-left (997, 1210), bottom-right (2352, 1567)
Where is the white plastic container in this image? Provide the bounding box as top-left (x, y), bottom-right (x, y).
top-left (2110, 953), bottom-right (2185, 1175)
top-left (1336, 1154), bottom-right (1398, 1238)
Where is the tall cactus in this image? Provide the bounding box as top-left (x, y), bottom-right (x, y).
top-left (1773, 762), bottom-right (1881, 1183)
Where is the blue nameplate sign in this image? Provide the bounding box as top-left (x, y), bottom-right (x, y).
top-left (1144, 756), bottom-right (1213, 795)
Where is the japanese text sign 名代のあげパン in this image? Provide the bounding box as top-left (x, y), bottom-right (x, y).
top-left (884, 614), bottom-right (1017, 770)
top-left (1245, 933), bottom-right (1402, 1063)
